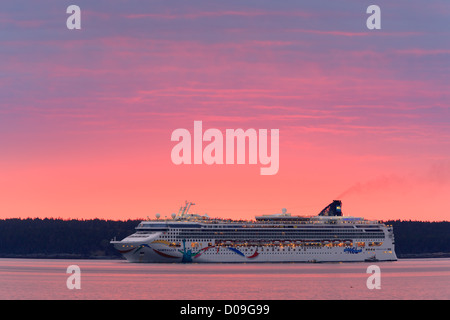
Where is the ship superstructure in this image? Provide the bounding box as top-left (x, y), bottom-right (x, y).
top-left (111, 200), bottom-right (397, 263)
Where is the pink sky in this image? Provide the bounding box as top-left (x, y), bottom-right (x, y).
top-left (1, 1), bottom-right (449, 221)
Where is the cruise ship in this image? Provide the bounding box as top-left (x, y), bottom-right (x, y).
top-left (111, 200), bottom-right (397, 263)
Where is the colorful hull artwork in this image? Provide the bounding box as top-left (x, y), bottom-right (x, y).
top-left (131, 240), bottom-right (260, 263)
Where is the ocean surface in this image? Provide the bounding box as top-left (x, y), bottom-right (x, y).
top-left (0, 258), bottom-right (448, 300)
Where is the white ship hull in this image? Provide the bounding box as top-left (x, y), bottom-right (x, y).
top-left (111, 237), bottom-right (397, 263)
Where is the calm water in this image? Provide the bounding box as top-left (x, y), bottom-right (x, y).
top-left (0, 258), bottom-right (448, 300)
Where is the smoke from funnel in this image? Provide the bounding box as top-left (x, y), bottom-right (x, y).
top-left (336, 174), bottom-right (407, 199)
top-left (336, 161), bottom-right (450, 200)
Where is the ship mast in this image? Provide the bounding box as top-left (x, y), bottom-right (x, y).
top-left (176, 201), bottom-right (195, 220)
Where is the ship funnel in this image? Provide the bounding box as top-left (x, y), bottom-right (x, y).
top-left (318, 200), bottom-right (342, 216)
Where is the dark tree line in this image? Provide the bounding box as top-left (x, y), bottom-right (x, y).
top-left (384, 220), bottom-right (450, 256)
top-left (0, 218), bottom-right (140, 258)
top-left (0, 218), bottom-right (449, 258)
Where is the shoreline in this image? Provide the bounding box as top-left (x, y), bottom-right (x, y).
top-left (396, 252), bottom-right (450, 259)
top-left (1, 253), bottom-right (449, 260)
top-left (0, 253), bottom-right (123, 260)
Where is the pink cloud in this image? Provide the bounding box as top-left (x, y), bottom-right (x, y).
top-left (124, 10), bottom-right (314, 20)
top-left (394, 48), bottom-right (450, 56)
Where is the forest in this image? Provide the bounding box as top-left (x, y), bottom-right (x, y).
top-left (0, 218), bottom-right (449, 259)
top-left (0, 218), bottom-right (139, 259)
top-left (385, 220), bottom-right (450, 257)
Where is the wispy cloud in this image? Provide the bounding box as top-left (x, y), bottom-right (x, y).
top-left (394, 49), bottom-right (450, 56)
top-left (124, 10), bottom-right (313, 20)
